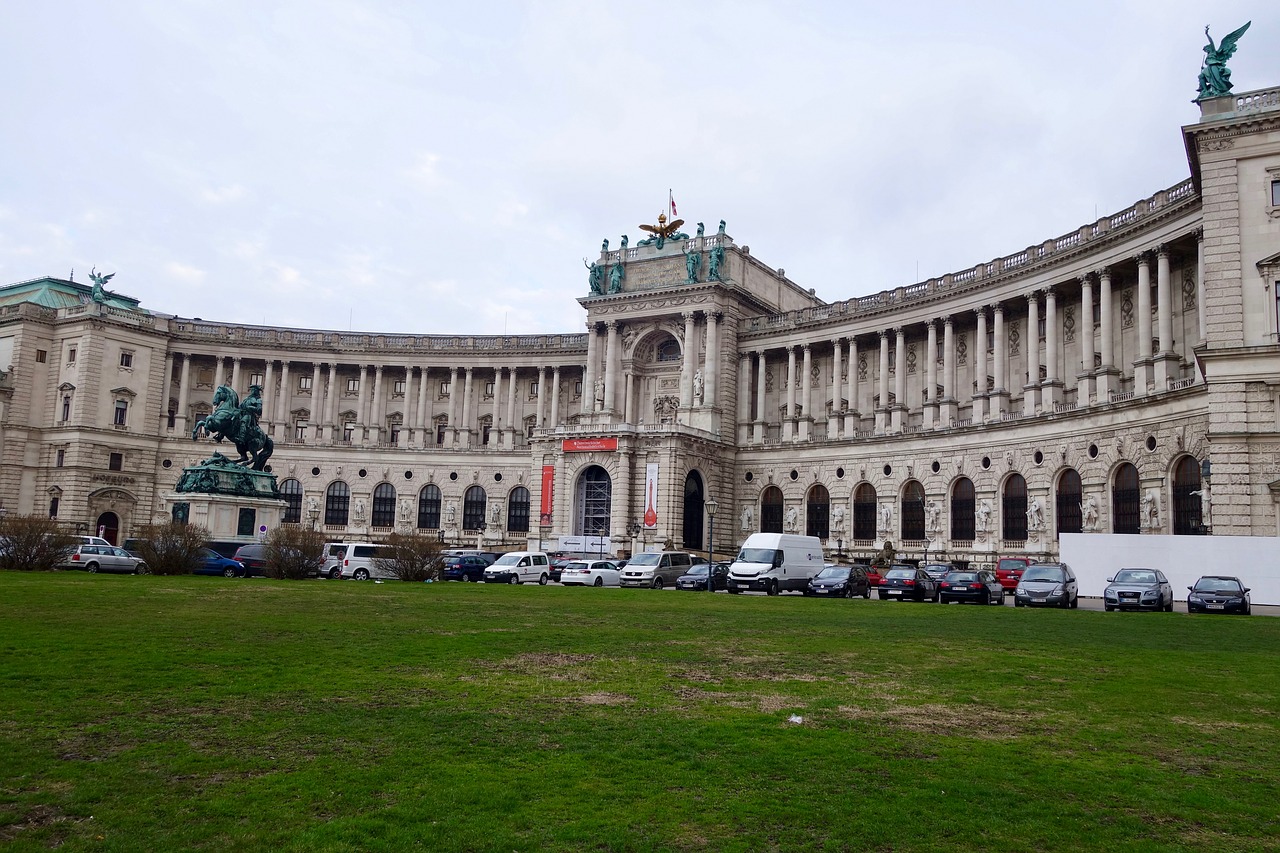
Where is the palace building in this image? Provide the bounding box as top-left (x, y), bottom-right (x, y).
top-left (2, 84), bottom-right (1279, 562)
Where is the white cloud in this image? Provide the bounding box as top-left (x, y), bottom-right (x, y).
top-left (165, 261), bottom-right (205, 284)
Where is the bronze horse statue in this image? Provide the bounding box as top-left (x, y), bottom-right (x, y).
top-left (191, 384), bottom-right (274, 470)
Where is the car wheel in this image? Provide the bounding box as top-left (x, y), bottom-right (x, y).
top-left (1069, 595), bottom-right (1078, 609)
top-left (353, 568), bottom-right (370, 580)
top-left (328, 568), bottom-right (342, 580)
top-left (134, 563), bottom-right (148, 575)
top-left (461, 573), bottom-right (473, 582)
top-left (1244, 604), bottom-right (1251, 616)
top-left (1164, 599), bottom-right (1173, 613)
top-left (766, 580), bottom-right (779, 596)
top-left (728, 588), bottom-right (740, 594)
top-left (86, 563), bottom-right (99, 573)
top-left (507, 574), bottom-right (518, 585)
top-left (594, 576), bottom-right (604, 587)
top-left (223, 566), bottom-right (237, 578)
top-left (1105, 604), bottom-right (1114, 612)
top-left (651, 577), bottom-right (664, 590)
top-left (1014, 598), bottom-right (1024, 607)
top-left (863, 588), bottom-right (872, 599)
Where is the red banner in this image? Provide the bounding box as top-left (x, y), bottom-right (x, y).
top-left (539, 465), bottom-right (555, 526)
top-left (561, 437), bottom-right (618, 452)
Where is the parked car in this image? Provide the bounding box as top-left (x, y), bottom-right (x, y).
top-left (1187, 576), bottom-right (1251, 615)
top-left (193, 548), bottom-right (246, 578)
top-left (335, 543), bottom-right (395, 580)
top-left (320, 542), bottom-right (349, 579)
top-left (549, 557), bottom-right (574, 583)
top-left (559, 560), bottom-right (621, 587)
top-left (921, 562), bottom-right (953, 584)
top-left (995, 556), bottom-right (1032, 595)
top-left (805, 564), bottom-right (872, 599)
top-left (73, 535), bottom-right (112, 547)
top-left (59, 544), bottom-right (148, 574)
top-left (620, 551), bottom-right (696, 590)
top-left (1014, 562), bottom-right (1078, 608)
top-left (675, 561), bottom-right (730, 591)
top-left (860, 563), bottom-right (883, 587)
top-left (232, 543), bottom-right (270, 577)
top-left (939, 569), bottom-right (1004, 605)
top-left (483, 551), bottom-right (551, 584)
top-left (878, 565), bottom-right (939, 602)
top-left (1104, 568), bottom-right (1174, 612)
top-left (443, 553), bottom-right (494, 582)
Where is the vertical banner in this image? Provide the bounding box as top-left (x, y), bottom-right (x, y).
top-left (643, 462), bottom-right (659, 529)
top-left (539, 464), bottom-right (555, 525)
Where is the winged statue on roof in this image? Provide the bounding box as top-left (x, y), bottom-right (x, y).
top-left (636, 213), bottom-right (689, 249)
top-left (1197, 21), bottom-right (1250, 100)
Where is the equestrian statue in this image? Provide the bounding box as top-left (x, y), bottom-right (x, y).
top-left (191, 383), bottom-right (274, 470)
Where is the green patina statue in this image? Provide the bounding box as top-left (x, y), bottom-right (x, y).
top-left (708, 242), bottom-right (726, 281)
top-left (1197, 21), bottom-right (1250, 100)
top-left (191, 383), bottom-right (274, 470)
top-left (585, 259), bottom-right (604, 295)
top-left (88, 267), bottom-right (115, 304)
top-left (684, 243), bottom-right (701, 283)
top-left (608, 261), bottom-right (625, 294)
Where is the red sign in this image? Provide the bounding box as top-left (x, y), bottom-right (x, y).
top-left (539, 465), bottom-right (555, 525)
top-left (561, 437), bottom-right (618, 452)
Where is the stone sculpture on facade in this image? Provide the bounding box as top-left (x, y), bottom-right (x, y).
top-left (831, 504), bottom-right (846, 535)
top-left (976, 499), bottom-right (992, 533)
top-left (684, 243), bottom-right (701, 283)
top-left (879, 502), bottom-right (893, 533)
top-left (785, 505), bottom-right (799, 532)
top-left (608, 261), bottom-right (625, 294)
top-left (584, 259), bottom-right (604, 295)
top-left (88, 267), bottom-right (115, 304)
top-left (1141, 489), bottom-right (1162, 530)
top-left (1026, 497), bottom-right (1044, 530)
top-left (1197, 21), bottom-right (1250, 100)
top-left (708, 242), bottom-right (725, 281)
top-left (692, 369), bottom-right (704, 405)
top-left (740, 504), bottom-right (753, 531)
top-left (925, 500), bottom-right (940, 534)
top-left (1082, 496), bottom-right (1099, 531)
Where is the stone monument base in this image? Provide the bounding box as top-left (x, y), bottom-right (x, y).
top-left (165, 492), bottom-right (287, 541)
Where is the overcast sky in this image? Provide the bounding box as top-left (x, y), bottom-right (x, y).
top-left (3, 1), bottom-right (1276, 335)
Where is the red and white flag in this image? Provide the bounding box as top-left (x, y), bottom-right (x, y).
top-left (669, 190), bottom-right (678, 218)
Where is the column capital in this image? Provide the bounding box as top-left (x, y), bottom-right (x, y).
top-left (1095, 266), bottom-right (1112, 282)
top-left (1077, 272), bottom-right (1094, 286)
top-left (606, 319), bottom-right (618, 331)
top-left (1044, 286), bottom-right (1057, 301)
top-left (943, 314), bottom-right (954, 328)
top-left (1026, 291), bottom-right (1039, 306)
top-left (1133, 250), bottom-right (1152, 266)
top-left (682, 310), bottom-right (696, 322)
top-left (1155, 244), bottom-right (1170, 259)
top-left (802, 342), bottom-right (811, 354)
top-left (991, 303), bottom-right (1005, 317)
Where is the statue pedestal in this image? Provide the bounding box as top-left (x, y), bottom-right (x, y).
top-left (165, 492), bottom-right (287, 540)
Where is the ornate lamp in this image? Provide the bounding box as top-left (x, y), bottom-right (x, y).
top-left (705, 498), bottom-right (718, 591)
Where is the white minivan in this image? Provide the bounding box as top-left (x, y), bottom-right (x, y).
top-left (727, 533), bottom-right (825, 595)
top-left (482, 551), bottom-right (551, 585)
top-left (337, 542), bottom-right (394, 580)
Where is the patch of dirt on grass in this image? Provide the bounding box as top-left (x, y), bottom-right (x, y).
top-left (1169, 716), bottom-right (1267, 732)
top-left (836, 702), bottom-right (1038, 738)
top-left (0, 804), bottom-right (78, 843)
top-left (668, 668), bottom-right (721, 684)
top-left (577, 692), bottom-right (634, 706)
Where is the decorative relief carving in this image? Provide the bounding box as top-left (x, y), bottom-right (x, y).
top-left (1199, 138), bottom-right (1235, 152)
top-left (1063, 307), bottom-right (1076, 344)
top-left (956, 334), bottom-right (967, 366)
top-left (1121, 290), bottom-right (1134, 328)
top-left (765, 369), bottom-right (774, 393)
top-left (1182, 268), bottom-right (1197, 310)
top-left (906, 344), bottom-right (917, 375)
top-left (810, 365), bottom-right (821, 388)
top-left (1008, 323), bottom-right (1021, 357)
top-left (857, 355), bottom-right (868, 381)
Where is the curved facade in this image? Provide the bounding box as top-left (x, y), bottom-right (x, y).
top-left (3, 85), bottom-right (1279, 562)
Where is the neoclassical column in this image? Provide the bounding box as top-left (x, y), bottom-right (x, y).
top-left (924, 321), bottom-right (938, 429)
top-left (680, 311), bottom-right (697, 409)
top-left (263, 359), bottom-right (275, 434)
top-left (505, 366), bottom-right (518, 447)
top-left (369, 364), bottom-right (384, 444)
top-left (876, 331), bottom-right (890, 435)
top-left (604, 320), bottom-right (619, 413)
top-left (491, 366), bottom-right (503, 444)
top-left (309, 363), bottom-right (322, 443)
top-left (1098, 268), bottom-right (1118, 399)
top-left (783, 345), bottom-right (797, 441)
top-left (992, 304), bottom-right (1008, 415)
top-left (623, 370), bottom-right (635, 424)
top-left (941, 317), bottom-right (957, 427)
top-left (460, 366), bottom-right (474, 447)
top-left (1024, 293), bottom-right (1040, 417)
top-left (828, 338), bottom-right (841, 439)
top-left (325, 363), bottom-right (338, 442)
top-left (582, 321), bottom-right (598, 415)
top-left (1043, 287), bottom-right (1061, 407)
top-left (1135, 252), bottom-right (1154, 395)
top-left (754, 351), bottom-right (767, 444)
top-left (613, 449), bottom-right (633, 545)
top-left (176, 353), bottom-right (191, 432)
top-left (799, 344), bottom-right (812, 440)
top-left (160, 352), bottom-right (174, 431)
top-left (891, 327), bottom-right (906, 433)
top-left (974, 308), bottom-right (988, 422)
top-left (738, 352), bottom-right (752, 443)
top-left (231, 357), bottom-right (242, 393)
top-left (1154, 246), bottom-right (1175, 389)
top-left (213, 357), bottom-right (226, 389)
top-left (1078, 275), bottom-right (1095, 405)
top-left (844, 338), bottom-right (858, 436)
top-left (1195, 230), bottom-right (1206, 345)
top-left (703, 312), bottom-right (719, 408)
top-left (536, 367), bottom-right (547, 429)
top-left (276, 361), bottom-right (291, 438)
top-left (416, 367), bottom-right (431, 445)
top-left (550, 366), bottom-right (561, 428)
top-left (446, 366), bottom-right (460, 446)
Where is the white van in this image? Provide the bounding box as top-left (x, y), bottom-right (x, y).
top-left (727, 533), bottom-right (825, 595)
top-left (482, 551), bottom-right (551, 585)
top-left (337, 542), bottom-right (394, 580)
top-left (321, 542), bottom-right (349, 579)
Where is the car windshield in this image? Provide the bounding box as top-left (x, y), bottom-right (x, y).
top-left (815, 567), bottom-right (850, 580)
top-left (1022, 567), bottom-right (1065, 582)
top-left (945, 572), bottom-right (978, 582)
top-left (565, 562), bottom-right (591, 571)
top-left (684, 564), bottom-right (709, 576)
top-left (998, 560), bottom-right (1026, 571)
top-left (491, 554), bottom-right (522, 567)
top-left (737, 548), bottom-right (780, 564)
top-left (627, 553), bottom-right (662, 567)
top-left (1193, 578), bottom-right (1243, 593)
top-left (1114, 569), bottom-right (1157, 584)
top-left (885, 568), bottom-right (915, 579)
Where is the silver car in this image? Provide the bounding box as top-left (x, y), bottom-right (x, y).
top-left (1104, 568), bottom-right (1174, 612)
top-left (61, 544), bottom-right (148, 574)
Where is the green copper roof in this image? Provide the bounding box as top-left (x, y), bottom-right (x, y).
top-left (0, 277), bottom-right (147, 314)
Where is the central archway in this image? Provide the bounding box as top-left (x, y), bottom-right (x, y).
top-left (683, 471), bottom-right (704, 550)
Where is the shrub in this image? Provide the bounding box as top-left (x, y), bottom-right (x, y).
top-left (374, 532), bottom-right (445, 582)
top-left (0, 515), bottom-right (77, 572)
top-left (134, 522), bottom-right (211, 575)
top-left (263, 526), bottom-right (324, 580)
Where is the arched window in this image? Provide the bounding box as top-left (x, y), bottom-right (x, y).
top-left (853, 484), bottom-right (877, 541)
top-left (683, 472), bottom-right (704, 550)
top-left (1172, 457), bottom-right (1203, 535)
top-left (951, 478), bottom-right (975, 541)
top-left (575, 466), bottom-right (611, 536)
top-left (760, 486), bottom-right (784, 533)
top-left (901, 481), bottom-right (925, 541)
top-left (418, 484), bottom-right (441, 529)
top-left (1056, 469), bottom-right (1082, 534)
top-left (325, 481), bottom-right (350, 526)
top-left (463, 486), bottom-right (487, 531)
top-left (1112, 463), bottom-right (1140, 534)
top-left (806, 484), bottom-right (830, 539)
top-left (507, 487), bottom-right (530, 533)
top-left (1002, 474), bottom-right (1027, 541)
top-left (279, 478), bottom-right (303, 524)
top-left (371, 483), bottom-right (396, 528)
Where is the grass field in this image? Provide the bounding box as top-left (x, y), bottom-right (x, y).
top-left (1, 572), bottom-right (1278, 852)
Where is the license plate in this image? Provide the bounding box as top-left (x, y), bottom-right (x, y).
top-left (1207, 604), bottom-right (1224, 610)
top-left (887, 590), bottom-right (901, 595)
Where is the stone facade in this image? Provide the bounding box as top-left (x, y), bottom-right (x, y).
top-left (2, 85), bottom-right (1278, 562)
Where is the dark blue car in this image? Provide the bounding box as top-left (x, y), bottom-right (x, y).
top-left (194, 548), bottom-right (246, 578)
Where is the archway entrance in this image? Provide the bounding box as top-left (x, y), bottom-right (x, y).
top-left (682, 471), bottom-right (704, 550)
top-left (96, 512), bottom-right (120, 544)
top-left (574, 466), bottom-right (612, 539)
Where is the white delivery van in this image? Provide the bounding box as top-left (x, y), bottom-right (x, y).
top-left (727, 533), bottom-right (825, 595)
top-left (482, 551), bottom-right (551, 584)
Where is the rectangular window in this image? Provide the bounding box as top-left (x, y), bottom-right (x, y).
top-left (346, 378), bottom-right (360, 393)
top-left (1093, 301), bottom-right (1102, 327)
top-left (113, 400), bottom-right (128, 426)
top-left (295, 423), bottom-right (307, 440)
top-left (119, 352), bottom-right (133, 368)
top-left (343, 422), bottom-right (355, 442)
top-left (36, 349), bottom-right (47, 363)
top-left (167, 409), bottom-right (176, 428)
top-left (389, 426), bottom-right (400, 446)
top-left (440, 381), bottom-right (450, 397)
top-left (249, 372), bottom-right (263, 387)
top-left (55, 449), bottom-right (65, 467)
top-left (298, 376), bottom-right (313, 391)
top-left (49, 496), bottom-right (59, 518)
top-left (393, 379), bottom-right (406, 394)
top-left (108, 452), bottom-right (123, 471)
top-left (484, 381), bottom-right (495, 397)
top-left (436, 422), bottom-right (446, 445)
top-left (1038, 318), bottom-right (1046, 340)
top-left (574, 380), bottom-right (582, 397)
top-left (482, 424), bottom-right (492, 445)
top-left (529, 380), bottom-right (539, 396)
top-left (67, 348), bottom-right (77, 363)
top-left (61, 396), bottom-right (71, 421)
top-left (1272, 179), bottom-right (1280, 207)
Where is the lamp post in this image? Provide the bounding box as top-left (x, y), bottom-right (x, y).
top-left (306, 502), bottom-right (319, 531)
top-left (923, 536), bottom-right (932, 566)
top-left (627, 520), bottom-right (642, 558)
top-left (836, 538), bottom-right (843, 561)
top-left (705, 498), bottom-right (718, 592)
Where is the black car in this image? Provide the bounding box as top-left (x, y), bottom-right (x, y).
top-left (549, 558), bottom-right (573, 583)
top-left (443, 554), bottom-right (493, 582)
top-left (675, 562), bottom-right (729, 591)
top-left (1014, 562), bottom-right (1078, 608)
top-left (805, 565), bottom-right (872, 599)
top-left (878, 565), bottom-right (940, 602)
top-left (939, 569), bottom-right (1004, 605)
top-left (1187, 575), bottom-right (1251, 615)
top-left (232, 544), bottom-right (269, 577)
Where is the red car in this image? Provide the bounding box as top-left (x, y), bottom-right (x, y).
top-left (995, 557), bottom-right (1031, 595)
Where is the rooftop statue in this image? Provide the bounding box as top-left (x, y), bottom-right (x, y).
top-left (708, 241), bottom-right (725, 281)
top-left (88, 267), bottom-right (115, 304)
top-left (637, 212), bottom-right (685, 249)
top-left (1197, 21), bottom-right (1250, 100)
top-left (608, 260), bottom-right (625, 293)
top-left (584, 258), bottom-right (604, 295)
top-left (684, 243), bottom-right (701, 283)
top-left (191, 383), bottom-right (274, 470)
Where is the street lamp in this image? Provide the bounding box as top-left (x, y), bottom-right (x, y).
top-left (836, 538), bottom-right (843, 561)
top-left (705, 498), bottom-right (718, 592)
top-left (306, 501), bottom-right (320, 531)
top-left (627, 520), bottom-right (642, 558)
top-left (923, 536), bottom-right (932, 565)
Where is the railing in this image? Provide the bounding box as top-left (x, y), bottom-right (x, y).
top-left (1168, 377), bottom-right (1196, 390)
top-left (167, 323), bottom-right (588, 353)
top-left (1052, 401), bottom-right (1077, 413)
top-left (1109, 390), bottom-right (1135, 403)
top-left (1236, 86), bottom-right (1280, 114)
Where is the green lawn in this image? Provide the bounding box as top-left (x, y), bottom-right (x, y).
top-left (1, 572), bottom-right (1277, 852)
